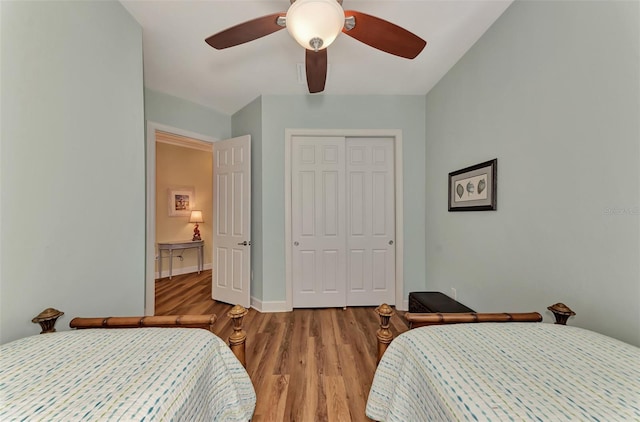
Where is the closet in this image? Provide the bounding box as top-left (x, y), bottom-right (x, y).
top-left (291, 136), bottom-right (396, 308)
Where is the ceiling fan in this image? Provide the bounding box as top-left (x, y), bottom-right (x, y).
top-left (205, 0), bottom-right (426, 93)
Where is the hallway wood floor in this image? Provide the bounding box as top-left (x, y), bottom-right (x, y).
top-left (155, 270), bottom-right (409, 421)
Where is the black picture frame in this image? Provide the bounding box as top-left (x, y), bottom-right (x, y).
top-left (448, 159), bottom-right (497, 211)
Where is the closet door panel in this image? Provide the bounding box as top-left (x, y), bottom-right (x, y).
top-left (346, 137), bottom-right (395, 306)
top-left (292, 137), bottom-right (347, 308)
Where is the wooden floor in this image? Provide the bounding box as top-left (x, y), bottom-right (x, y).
top-left (155, 270), bottom-right (409, 421)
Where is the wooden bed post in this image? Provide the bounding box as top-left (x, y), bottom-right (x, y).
top-left (227, 305), bottom-right (249, 368)
top-left (375, 303), bottom-right (394, 365)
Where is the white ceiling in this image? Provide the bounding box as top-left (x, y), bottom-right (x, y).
top-left (120, 0), bottom-right (512, 115)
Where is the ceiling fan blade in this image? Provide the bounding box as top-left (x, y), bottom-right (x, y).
top-left (205, 13), bottom-right (286, 49)
top-left (306, 49), bottom-right (328, 93)
top-left (342, 10), bottom-right (426, 59)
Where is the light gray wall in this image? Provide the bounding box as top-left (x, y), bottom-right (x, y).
top-left (424, 0), bottom-right (639, 345)
top-left (257, 95), bottom-right (427, 303)
top-left (232, 97), bottom-right (264, 300)
top-left (1, 1), bottom-right (145, 343)
top-left (145, 88), bottom-right (231, 140)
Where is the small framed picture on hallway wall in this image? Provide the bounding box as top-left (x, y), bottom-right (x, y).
top-left (168, 187), bottom-right (195, 217)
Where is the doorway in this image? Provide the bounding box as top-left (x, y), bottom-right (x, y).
top-left (284, 129), bottom-right (404, 310)
top-left (145, 122), bottom-right (216, 315)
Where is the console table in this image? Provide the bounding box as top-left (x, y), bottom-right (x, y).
top-left (157, 240), bottom-right (204, 279)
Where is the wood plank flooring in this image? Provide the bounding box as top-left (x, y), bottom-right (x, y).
top-left (155, 271), bottom-right (409, 421)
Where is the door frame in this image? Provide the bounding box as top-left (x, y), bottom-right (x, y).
top-left (284, 128), bottom-right (405, 311)
top-left (145, 121), bottom-right (217, 315)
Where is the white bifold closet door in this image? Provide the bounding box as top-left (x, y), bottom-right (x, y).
top-left (291, 136), bottom-right (395, 308)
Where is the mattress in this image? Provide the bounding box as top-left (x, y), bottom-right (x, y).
top-left (0, 328), bottom-right (256, 421)
top-left (366, 323), bottom-right (640, 421)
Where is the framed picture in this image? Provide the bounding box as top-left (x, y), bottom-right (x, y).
top-left (168, 187), bottom-right (195, 217)
top-left (448, 159), bottom-right (497, 211)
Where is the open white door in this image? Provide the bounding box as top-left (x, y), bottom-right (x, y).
top-left (212, 135), bottom-right (251, 308)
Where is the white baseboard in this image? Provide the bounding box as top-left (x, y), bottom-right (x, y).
top-left (155, 263), bottom-right (212, 279)
top-left (250, 297), bottom-right (401, 312)
top-left (397, 299), bottom-right (408, 312)
top-left (250, 297), bottom-right (290, 313)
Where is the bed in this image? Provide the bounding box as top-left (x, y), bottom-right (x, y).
top-left (0, 306), bottom-right (256, 421)
top-left (367, 303), bottom-right (640, 421)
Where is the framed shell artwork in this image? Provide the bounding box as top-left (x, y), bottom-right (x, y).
top-left (448, 159), bottom-right (497, 211)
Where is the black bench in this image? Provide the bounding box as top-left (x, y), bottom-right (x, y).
top-left (408, 291), bottom-right (475, 313)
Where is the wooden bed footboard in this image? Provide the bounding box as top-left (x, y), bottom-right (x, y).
top-left (375, 303), bottom-right (543, 364)
top-left (69, 305), bottom-right (249, 367)
top-left (405, 310), bottom-right (542, 328)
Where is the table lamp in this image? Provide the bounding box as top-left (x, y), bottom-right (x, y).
top-left (189, 210), bottom-right (203, 241)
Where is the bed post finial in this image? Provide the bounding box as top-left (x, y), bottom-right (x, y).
top-left (227, 305), bottom-right (249, 368)
top-left (32, 308), bottom-right (64, 334)
top-left (547, 303), bottom-right (575, 325)
top-left (375, 303), bottom-right (394, 365)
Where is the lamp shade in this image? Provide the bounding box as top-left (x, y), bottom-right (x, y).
top-left (286, 0), bottom-right (344, 51)
top-left (189, 210), bottom-right (204, 223)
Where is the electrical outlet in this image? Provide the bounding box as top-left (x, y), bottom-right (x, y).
top-left (451, 287), bottom-right (457, 300)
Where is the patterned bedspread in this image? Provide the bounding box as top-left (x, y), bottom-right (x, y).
top-left (367, 323), bottom-right (640, 421)
top-left (0, 328), bottom-right (256, 421)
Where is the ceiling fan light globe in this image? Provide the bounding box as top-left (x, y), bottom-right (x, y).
top-left (286, 0), bottom-right (344, 50)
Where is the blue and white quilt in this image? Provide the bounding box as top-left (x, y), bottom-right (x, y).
top-left (367, 322), bottom-right (640, 421)
top-left (0, 328), bottom-right (256, 421)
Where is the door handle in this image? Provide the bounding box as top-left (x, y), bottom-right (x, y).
top-left (237, 241), bottom-right (251, 246)
top-left (388, 240), bottom-right (394, 245)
